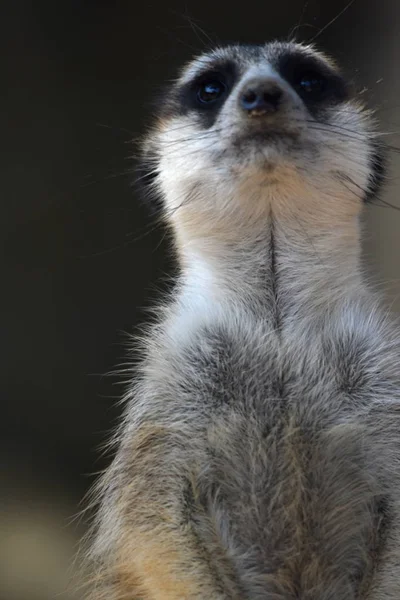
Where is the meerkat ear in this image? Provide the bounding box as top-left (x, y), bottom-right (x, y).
top-left (365, 140), bottom-right (387, 203)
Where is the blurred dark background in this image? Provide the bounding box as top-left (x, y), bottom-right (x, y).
top-left (1, 1), bottom-right (400, 598)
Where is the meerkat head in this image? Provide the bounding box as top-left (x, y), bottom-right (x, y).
top-left (140, 42), bottom-right (385, 255)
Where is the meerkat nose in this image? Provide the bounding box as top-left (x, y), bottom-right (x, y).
top-left (239, 79), bottom-right (283, 116)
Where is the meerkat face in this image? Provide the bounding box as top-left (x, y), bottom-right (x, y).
top-left (141, 42), bottom-right (384, 238)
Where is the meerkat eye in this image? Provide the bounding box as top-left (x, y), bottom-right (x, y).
top-left (197, 80), bottom-right (227, 104)
top-left (296, 71), bottom-right (326, 96)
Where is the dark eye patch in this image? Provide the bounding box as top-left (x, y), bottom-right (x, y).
top-left (276, 50), bottom-right (350, 114)
top-left (173, 59), bottom-right (238, 129)
top-left (196, 78), bottom-right (227, 105)
top-left (184, 69), bottom-right (230, 108)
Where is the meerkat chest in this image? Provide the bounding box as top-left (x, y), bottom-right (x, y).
top-left (152, 301), bottom-right (397, 426)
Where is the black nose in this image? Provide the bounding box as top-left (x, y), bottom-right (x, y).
top-left (240, 80), bottom-right (283, 115)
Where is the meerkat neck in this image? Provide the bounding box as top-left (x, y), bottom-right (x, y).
top-left (175, 207), bottom-right (364, 323)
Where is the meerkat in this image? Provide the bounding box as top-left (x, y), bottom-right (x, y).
top-left (83, 41), bottom-right (400, 599)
